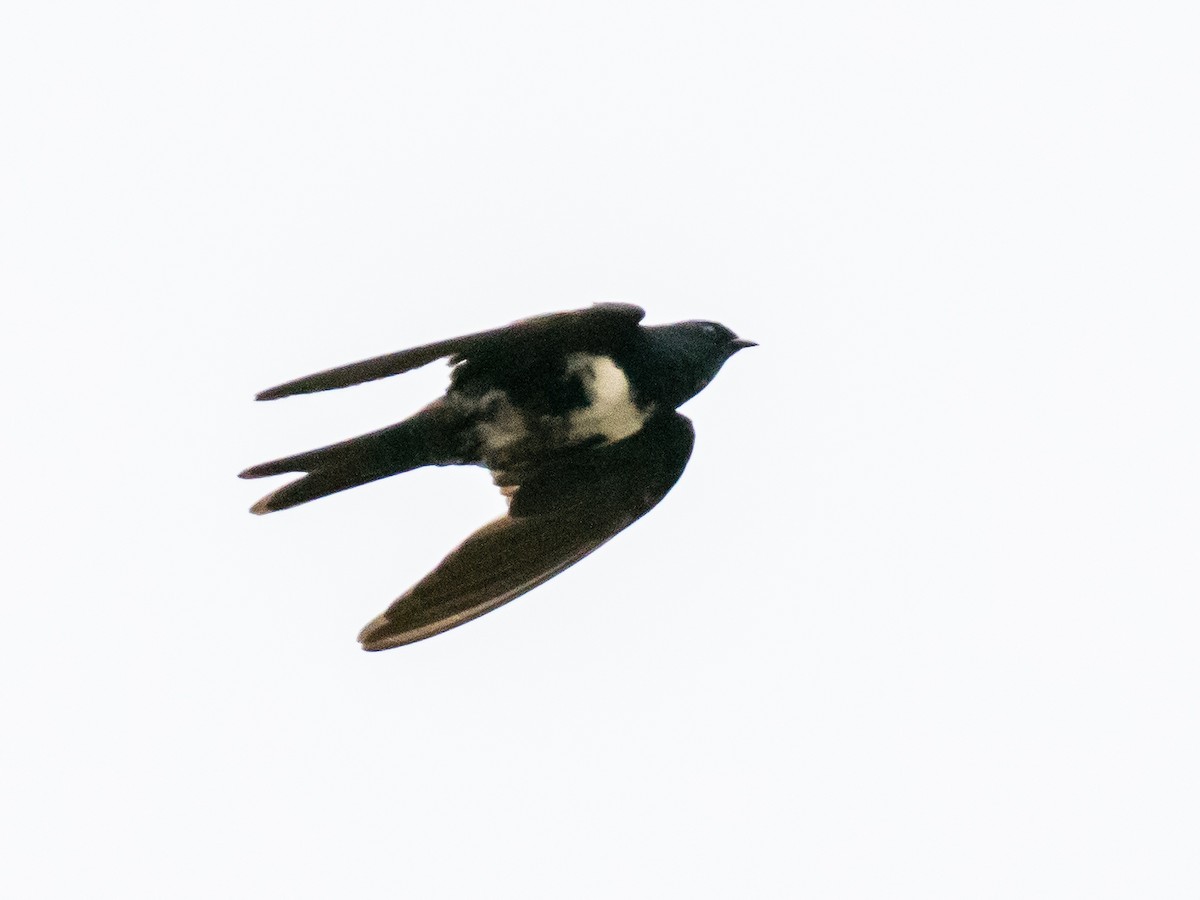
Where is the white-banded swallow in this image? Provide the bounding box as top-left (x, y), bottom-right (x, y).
top-left (240, 302), bottom-right (755, 650)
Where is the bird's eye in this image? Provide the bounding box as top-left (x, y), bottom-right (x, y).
top-left (700, 323), bottom-right (718, 335)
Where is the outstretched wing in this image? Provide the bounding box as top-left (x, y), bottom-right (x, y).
top-left (357, 412), bottom-right (695, 651)
top-left (255, 302), bottom-right (645, 401)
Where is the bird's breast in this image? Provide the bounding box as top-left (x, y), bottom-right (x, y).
top-left (457, 353), bottom-right (654, 465)
top-left (560, 353), bottom-right (653, 444)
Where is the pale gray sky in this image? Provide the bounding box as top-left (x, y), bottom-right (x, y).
top-left (3, 2), bottom-right (1198, 898)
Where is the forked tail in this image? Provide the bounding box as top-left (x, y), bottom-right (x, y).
top-left (239, 401), bottom-right (465, 514)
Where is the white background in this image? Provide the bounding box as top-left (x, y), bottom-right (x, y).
top-left (3, 2), bottom-right (1197, 898)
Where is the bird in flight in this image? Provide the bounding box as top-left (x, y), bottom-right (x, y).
top-left (240, 302), bottom-right (755, 651)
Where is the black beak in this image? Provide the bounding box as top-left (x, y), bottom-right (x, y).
top-left (730, 338), bottom-right (758, 350)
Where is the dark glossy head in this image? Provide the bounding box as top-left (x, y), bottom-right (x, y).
top-left (641, 320), bottom-right (756, 407)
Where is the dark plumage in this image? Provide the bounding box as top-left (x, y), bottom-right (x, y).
top-left (240, 302), bottom-right (754, 650)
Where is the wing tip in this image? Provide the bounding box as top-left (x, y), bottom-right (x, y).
top-left (357, 615), bottom-right (409, 652)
